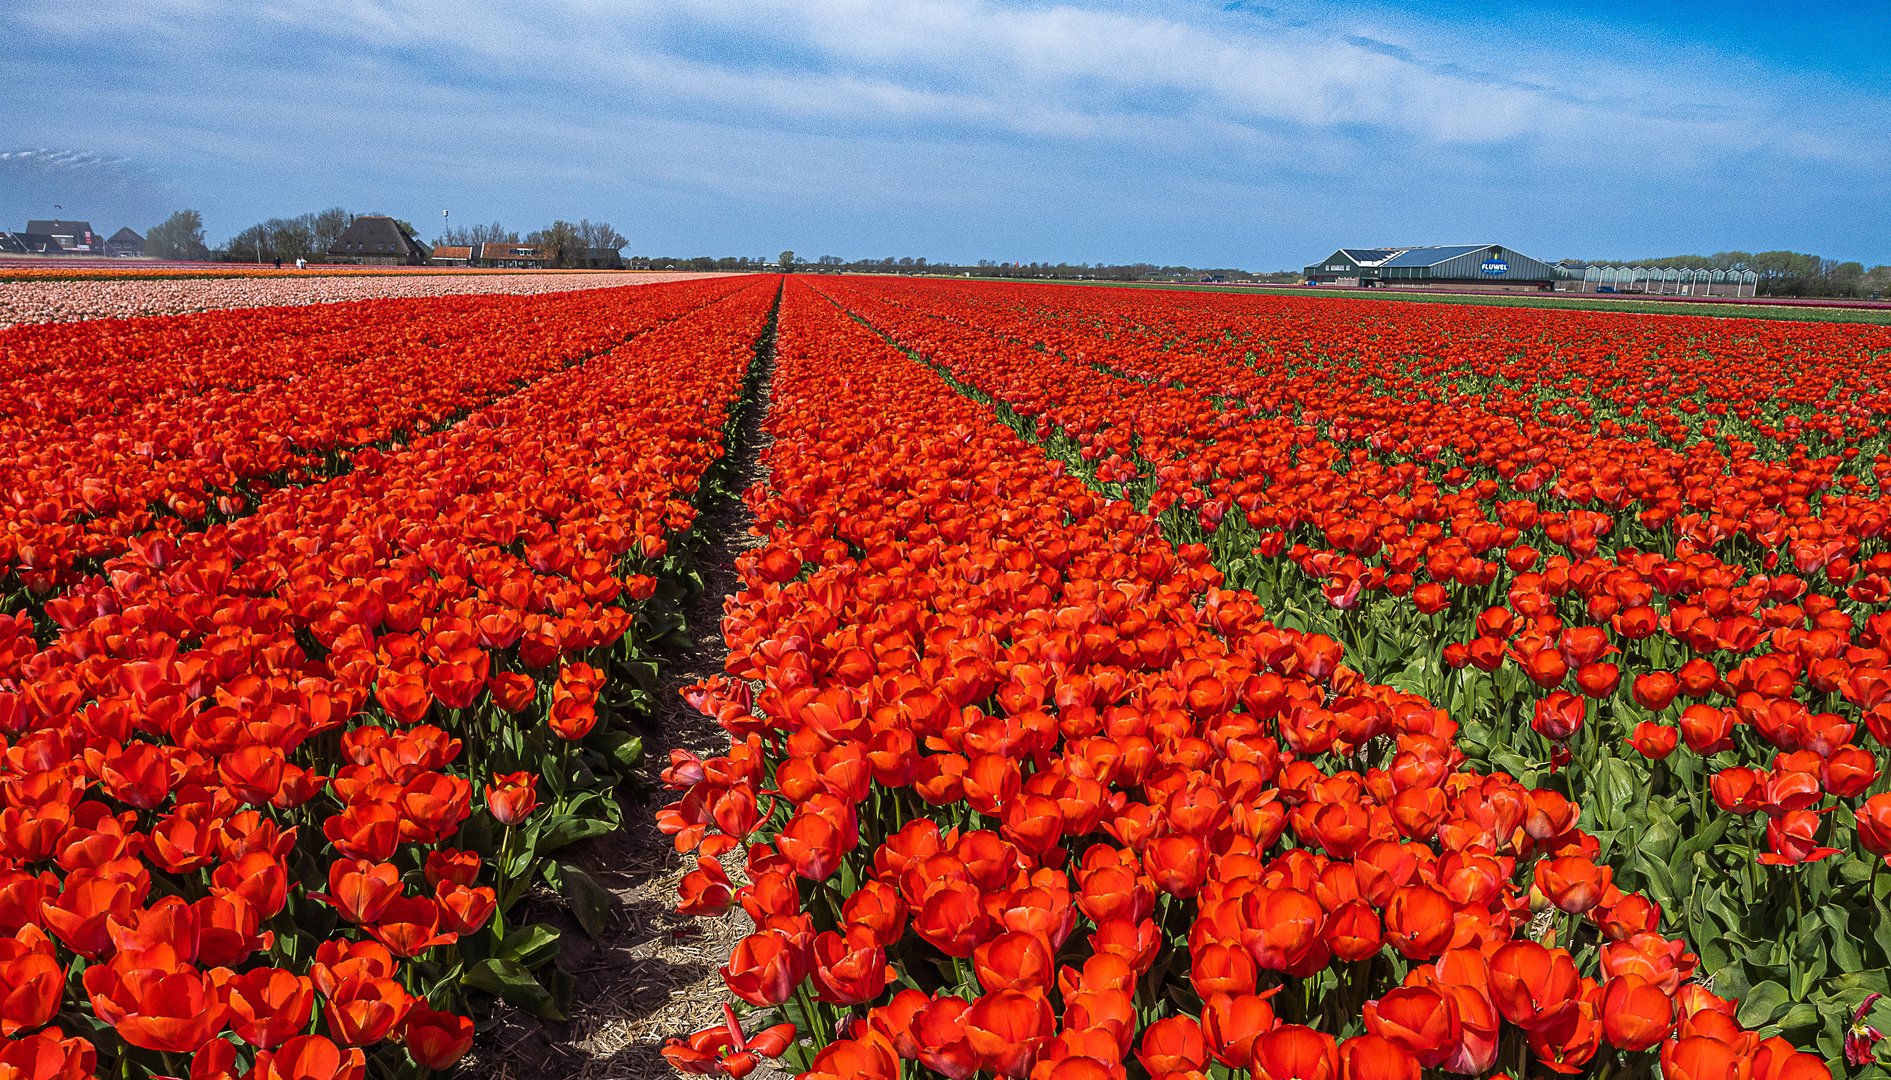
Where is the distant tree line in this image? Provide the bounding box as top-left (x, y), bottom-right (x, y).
top-left (132, 209), bottom-right (629, 267)
top-left (1604, 250), bottom-right (1891, 298)
top-left (815, 256), bottom-right (1277, 282)
top-left (224, 207), bottom-right (355, 263)
top-left (434, 219), bottom-right (626, 267)
top-left (630, 255), bottom-right (774, 272)
top-left (627, 252), bottom-right (1284, 282)
top-left (124, 220), bottom-right (1885, 296)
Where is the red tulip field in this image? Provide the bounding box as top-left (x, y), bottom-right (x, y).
top-left (3, 273), bottom-right (1890, 1078)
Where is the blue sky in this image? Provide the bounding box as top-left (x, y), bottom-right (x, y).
top-left (3, 0), bottom-right (1887, 268)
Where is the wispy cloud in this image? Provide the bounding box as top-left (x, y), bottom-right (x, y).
top-left (15, 0), bottom-right (1869, 159)
top-left (0, 148), bottom-right (173, 229)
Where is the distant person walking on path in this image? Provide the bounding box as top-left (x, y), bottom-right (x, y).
top-left (273, 257), bottom-right (283, 270)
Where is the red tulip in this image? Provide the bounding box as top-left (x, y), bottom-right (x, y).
top-left (485, 771), bottom-right (539, 824)
top-left (914, 881), bottom-right (995, 958)
top-left (225, 967), bottom-right (316, 1050)
top-left (678, 855), bottom-right (735, 916)
top-left (1137, 1016), bottom-right (1207, 1075)
top-left (1250, 1025), bottom-right (1339, 1080)
top-left (1751, 1035), bottom-right (1832, 1080)
top-left (1574, 661), bottom-right (1620, 699)
top-left (1144, 834), bottom-right (1208, 899)
top-left (1202, 991), bottom-right (1279, 1068)
top-left (1244, 886), bottom-right (1327, 973)
top-left (1678, 703), bottom-right (1734, 755)
top-left (1857, 793), bottom-right (1891, 859)
top-left (1600, 973), bottom-right (1673, 1051)
top-left (1363, 985), bottom-right (1459, 1067)
top-left (367, 895), bottom-right (457, 957)
top-left (963, 989), bottom-right (1054, 1079)
top-left (400, 1005), bottom-right (475, 1070)
top-left (1321, 899), bottom-right (1383, 963)
top-left (805, 1031), bottom-right (900, 1080)
top-left (0, 1027), bottom-right (96, 1080)
top-left (1632, 671), bottom-right (1680, 711)
top-left (1382, 884), bottom-right (1454, 960)
top-left (1533, 854), bottom-right (1610, 914)
top-left (721, 929), bottom-right (808, 1006)
top-left (912, 995), bottom-right (981, 1080)
top-left (251, 1035), bottom-right (368, 1080)
top-left (972, 930), bottom-right (1053, 994)
top-left (1601, 933), bottom-right (1697, 993)
top-left (83, 961), bottom-right (230, 1053)
top-left (323, 975), bottom-right (410, 1046)
top-left (0, 926), bottom-right (62, 1036)
top-left (1338, 1034), bottom-right (1420, 1080)
top-left (1661, 1035), bottom-right (1752, 1080)
top-left (1488, 941), bottom-right (1581, 1031)
top-left (1711, 767), bottom-right (1768, 815)
top-left (315, 859), bottom-right (401, 924)
top-left (1526, 997), bottom-right (1603, 1075)
top-left (812, 926), bottom-right (890, 1004)
top-left (433, 880), bottom-right (496, 935)
top-left (1626, 721), bottom-right (1678, 759)
top-left (1757, 809), bottom-right (1842, 866)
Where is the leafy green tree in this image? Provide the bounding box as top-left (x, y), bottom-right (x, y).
top-left (1862, 265), bottom-right (1891, 298)
top-left (779, 250), bottom-right (797, 271)
top-left (145, 210), bottom-right (209, 260)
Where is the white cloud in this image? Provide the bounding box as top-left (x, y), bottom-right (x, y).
top-left (6, 0), bottom-right (1885, 262)
top-left (15, 0), bottom-right (1878, 166)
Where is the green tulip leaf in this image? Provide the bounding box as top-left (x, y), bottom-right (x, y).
top-left (496, 923), bottom-right (563, 969)
top-left (1736, 980), bottom-right (1791, 1028)
top-left (464, 958), bottom-right (566, 1020)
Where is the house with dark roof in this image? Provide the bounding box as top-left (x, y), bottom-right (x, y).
top-left (475, 242), bottom-right (547, 268)
top-left (106, 227), bottom-right (144, 257)
top-left (1304, 244), bottom-right (1556, 289)
top-left (3, 232), bottom-right (65, 255)
top-left (23, 219), bottom-right (99, 253)
top-left (1301, 248), bottom-right (1404, 287)
top-left (580, 247), bottom-right (624, 269)
top-left (326, 216), bottom-right (430, 265)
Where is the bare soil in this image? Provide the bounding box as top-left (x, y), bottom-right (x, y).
top-left (467, 332), bottom-right (778, 1080)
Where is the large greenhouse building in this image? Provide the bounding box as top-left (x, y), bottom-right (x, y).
top-left (1303, 245), bottom-right (1559, 290)
top-left (1303, 244), bottom-right (1762, 297)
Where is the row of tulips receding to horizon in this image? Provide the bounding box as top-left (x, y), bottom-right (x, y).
top-left (0, 277), bottom-right (746, 606)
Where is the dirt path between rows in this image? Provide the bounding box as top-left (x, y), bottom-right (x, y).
top-left (471, 315), bottom-right (778, 1080)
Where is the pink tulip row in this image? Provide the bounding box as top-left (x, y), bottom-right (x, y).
top-left (0, 272), bottom-right (732, 328)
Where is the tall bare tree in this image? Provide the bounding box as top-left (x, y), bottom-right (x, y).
top-left (530, 220), bottom-right (584, 268)
top-left (574, 219), bottom-right (627, 253)
top-left (435, 221), bottom-right (519, 246)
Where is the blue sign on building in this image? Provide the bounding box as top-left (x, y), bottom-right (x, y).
top-left (1480, 259), bottom-right (1508, 276)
